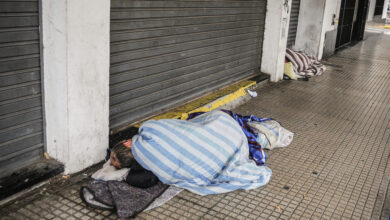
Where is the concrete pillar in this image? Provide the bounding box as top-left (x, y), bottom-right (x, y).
top-left (295, 0), bottom-right (327, 60)
top-left (261, 0), bottom-right (292, 82)
top-left (382, 0), bottom-right (389, 19)
top-left (41, 0), bottom-right (110, 173)
top-left (367, 0), bottom-right (377, 21)
top-left (319, 0), bottom-right (342, 59)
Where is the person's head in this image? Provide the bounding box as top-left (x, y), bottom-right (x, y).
top-left (110, 139), bottom-right (134, 169)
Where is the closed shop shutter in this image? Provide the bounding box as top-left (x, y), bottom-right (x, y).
top-left (287, 0), bottom-right (300, 48)
top-left (110, 0), bottom-right (267, 130)
top-left (0, 1), bottom-right (44, 176)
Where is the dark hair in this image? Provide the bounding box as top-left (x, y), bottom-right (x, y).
top-left (111, 141), bottom-right (134, 168)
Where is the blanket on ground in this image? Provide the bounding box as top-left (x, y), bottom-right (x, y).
top-left (132, 110), bottom-right (272, 195)
top-left (86, 161), bottom-right (183, 218)
top-left (286, 48), bottom-right (326, 76)
top-left (81, 180), bottom-right (168, 218)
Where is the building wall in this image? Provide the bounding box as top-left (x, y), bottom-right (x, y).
top-left (261, 0), bottom-right (292, 82)
top-left (319, 0), bottom-right (342, 59)
top-left (382, 0), bottom-right (389, 18)
top-left (295, 0), bottom-right (326, 59)
top-left (41, 0), bottom-right (280, 174)
top-left (42, 0), bottom-right (110, 173)
top-left (323, 0), bottom-right (342, 33)
top-left (368, 0), bottom-right (377, 20)
top-left (295, 0), bottom-right (342, 60)
top-left (39, 0), bottom-right (345, 173)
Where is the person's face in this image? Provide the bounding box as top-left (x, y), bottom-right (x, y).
top-left (110, 152), bottom-right (121, 169)
top-left (123, 139), bottom-right (132, 148)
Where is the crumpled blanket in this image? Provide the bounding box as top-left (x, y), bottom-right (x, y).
top-left (286, 48), bottom-right (326, 76)
top-left (87, 161), bottom-right (183, 217)
top-left (81, 180), bottom-right (168, 218)
top-left (132, 110), bottom-right (272, 195)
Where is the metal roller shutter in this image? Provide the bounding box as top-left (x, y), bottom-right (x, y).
top-left (110, 0), bottom-right (267, 130)
top-left (0, 1), bottom-right (44, 176)
top-left (287, 0), bottom-right (300, 48)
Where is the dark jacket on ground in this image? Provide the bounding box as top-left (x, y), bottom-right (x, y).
top-left (126, 160), bottom-right (159, 188)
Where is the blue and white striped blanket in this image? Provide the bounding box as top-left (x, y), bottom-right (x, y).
top-left (132, 110), bottom-right (272, 195)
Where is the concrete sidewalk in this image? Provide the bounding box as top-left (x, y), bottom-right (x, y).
top-left (366, 21), bottom-right (390, 35)
top-left (1, 32), bottom-right (390, 220)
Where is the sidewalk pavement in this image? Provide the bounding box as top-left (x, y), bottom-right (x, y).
top-left (366, 21), bottom-right (390, 35)
top-left (1, 32), bottom-right (390, 220)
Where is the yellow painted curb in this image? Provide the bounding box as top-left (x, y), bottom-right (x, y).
top-left (134, 80), bottom-right (257, 127)
top-left (373, 25), bottom-right (390, 29)
top-left (180, 81), bottom-right (256, 120)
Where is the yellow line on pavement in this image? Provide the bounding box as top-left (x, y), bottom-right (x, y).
top-left (134, 80), bottom-right (256, 127)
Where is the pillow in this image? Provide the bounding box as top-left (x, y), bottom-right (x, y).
top-left (284, 62), bottom-right (297, 80)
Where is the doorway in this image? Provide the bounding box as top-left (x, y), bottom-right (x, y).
top-left (336, 0), bottom-right (369, 49)
top-left (352, 0), bottom-right (370, 41)
top-left (336, 0), bottom-right (357, 48)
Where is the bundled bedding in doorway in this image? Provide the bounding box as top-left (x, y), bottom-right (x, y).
top-left (131, 110), bottom-right (272, 195)
top-left (285, 48), bottom-right (326, 77)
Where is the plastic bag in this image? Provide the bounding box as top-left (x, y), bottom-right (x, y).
top-left (248, 120), bottom-right (294, 150)
top-left (91, 160), bottom-right (130, 181)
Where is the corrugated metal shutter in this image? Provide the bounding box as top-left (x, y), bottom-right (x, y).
top-left (0, 1), bottom-right (44, 176)
top-left (110, 0), bottom-right (267, 129)
top-left (287, 0), bottom-right (300, 48)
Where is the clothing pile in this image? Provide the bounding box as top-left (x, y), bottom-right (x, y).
top-left (81, 180), bottom-right (168, 218)
top-left (284, 48), bottom-right (326, 80)
top-left (81, 160), bottom-right (183, 218)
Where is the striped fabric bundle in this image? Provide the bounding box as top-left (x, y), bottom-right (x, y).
top-left (286, 48), bottom-right (326, 76)
top-left (132, 110), bottom-right (272, 195)
top-left (188, 110), bottom-right (273, 166)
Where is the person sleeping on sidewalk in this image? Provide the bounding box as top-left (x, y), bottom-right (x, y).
top-left (109, 139), bottom-right (159, 189)
top-left (100, 109), bottom-right (294, 195)
top-left (84, 110), bottom-right (293, 218)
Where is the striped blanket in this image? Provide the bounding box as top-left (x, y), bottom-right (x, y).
top-left (286, 48), bottom-right (326, 76)
top-left (132, 110), bottom-right (272, 195)
top-left (188, 110), bottom-right (273, 166)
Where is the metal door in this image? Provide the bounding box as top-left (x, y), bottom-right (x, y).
top-left (110, 0), bottom-right (267, 130)
top-left (336, 0), bottom-right (357, 48)
top-left (374, 0), bottom-right (384, 15)
top-left (0, 1), bottom-right (44, 176)
top-left (287, 0), bottom-right (300, 48)
top-left (352, 0), bottom-right (369, 41)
